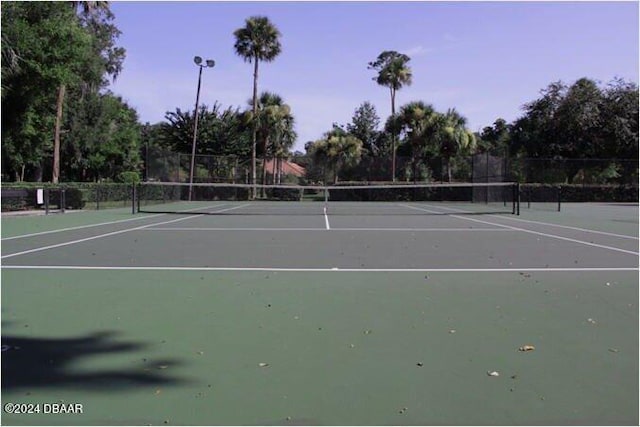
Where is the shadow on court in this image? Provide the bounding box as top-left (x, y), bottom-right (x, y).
top-left (2, 330), bottom-right (188, 391)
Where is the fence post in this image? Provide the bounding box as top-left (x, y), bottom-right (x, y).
top-left (44, 188), bottom-right (49, 215)
top-left (131, 183), bottom-right (137, 214)
top-left (557, 185), bottom-right (562, 212)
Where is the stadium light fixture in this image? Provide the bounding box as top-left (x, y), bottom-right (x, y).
top-left (188, 56), bottom-right (216, 201)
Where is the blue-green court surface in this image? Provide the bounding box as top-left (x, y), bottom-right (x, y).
top-left (1, 202), bottom-right (638, 425)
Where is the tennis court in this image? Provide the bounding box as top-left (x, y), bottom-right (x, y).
top-left (1, 193), bottom-right (638, 425)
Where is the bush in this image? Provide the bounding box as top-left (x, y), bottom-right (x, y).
top-left (117, 171), bottom-right (141, 184)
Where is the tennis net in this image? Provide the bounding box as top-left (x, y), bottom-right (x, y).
top-left (136, 182), bottom-right (519, 215)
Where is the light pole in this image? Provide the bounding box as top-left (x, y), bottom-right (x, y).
top-left (188, 56), bottom-right (215, 201)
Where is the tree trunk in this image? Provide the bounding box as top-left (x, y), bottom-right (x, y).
top-left (272, 156), bottom-right (277, 185)
top-left (251, 58), bottom-right (259, 199)
top-left (261, 158), bottom-right (268, 197)
top-left (277, 157), bottom-right (282, 184)
top-left (390, 87), bottom-right (396, 182)
top-left (53, 84), bottom-right (66, 183)
top-left (261, 136), bottom-right (269, 198)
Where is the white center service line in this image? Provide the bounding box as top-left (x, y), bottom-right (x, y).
top-left (324, 206), bottom-right (330, 230)
top-left (400, 204), bottom-right (639, 256)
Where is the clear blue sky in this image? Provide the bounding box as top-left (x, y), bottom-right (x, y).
top-left (109, 1), bottom-right (639, 152)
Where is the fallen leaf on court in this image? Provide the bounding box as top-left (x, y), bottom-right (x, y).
top-left (258, 362), bottom-right (269, 368)
top-left (449, 329), bottom-right (456, 334)
top-left (157, 365), bottom-right (168, 370)
top-left (518, 345), bottom-right (535, 352)
top-left (154, 389), bottom-right (161, 395)
top-left (349, 344), bottom-right (355, 348)
top-left (363, 329), bottom-right (372, 335)
top-left (487, 371), bottom-right (500, 377)
top-left (197, 351), bottom-right (204, 355)
top-left (587, 318), bottom-right (597, 324)
top-left (416, 362), bottom-right (424, 367)
top-left (608, 348), bottom-right (619, 353)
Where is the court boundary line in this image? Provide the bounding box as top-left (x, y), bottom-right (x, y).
top-left (0, 204), bottom-right (250, 260)
top-left (1, 213), bottom-right (164, 241)
top-left (401, 204), bottom-right (639, 256)
top-left (0, 203), bottom-right (231, 241)
top-left (413, 202), bottom-right (638, 240)
top-left (2, 265), bottom-right (637, 272)
top-left (491, 214), bottom-right (639, 240)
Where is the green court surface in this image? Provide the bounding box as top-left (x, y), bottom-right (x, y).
top-left (1, 202), bottom-right (638, 425)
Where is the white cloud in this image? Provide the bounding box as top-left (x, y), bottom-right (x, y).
top-left (401, 45), bottom-right (434, 57)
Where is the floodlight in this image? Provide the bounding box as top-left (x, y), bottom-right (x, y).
top-left (206, 59), bottom-right (216, 68)
top-left (194, 56), bottom-right (202, 65)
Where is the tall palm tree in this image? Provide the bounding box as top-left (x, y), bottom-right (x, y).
top-left (437, 108), bottom-right (476, 182)
top-left (233, 16), bottom-right (282, 198)
top-left (310, 133), bottom-right (363, 184)
top-left (368, 51), bottom-right (412, 182)
top-left (249, 91), bottom-right (294, 191)
top-left (391, 101), bottom-right (440, 182)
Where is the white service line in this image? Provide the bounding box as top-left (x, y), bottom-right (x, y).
top-left (0, 204), bottom-right (250, 260)
top-left (141, 227), bottom-right (513, 232)
top-left (1, 265), bottom-right (637, 272)
top-left (1, 214), bottom-right (164, 241)
top-left (401, 204), bottom-right (639, 256)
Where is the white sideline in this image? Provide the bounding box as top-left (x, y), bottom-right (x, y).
top-left (1, 204), bottom-right (251, 260)
top-left (1, 203), bottom-right (231, 241)
top-left (492, 215), bottom-right (639, 240)
top-left (412, 202), bottom-right (638, 240)
top-left (400, 204), bottom-right (639, 256)
top-left (1, 214), bottom-right (164, 241)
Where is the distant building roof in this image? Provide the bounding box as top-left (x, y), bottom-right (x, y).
top-left (263, 159), bottom-right (306, 177)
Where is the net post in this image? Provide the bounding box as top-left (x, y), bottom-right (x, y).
top-left (60, 188), bottom-right (66, 213)
top-left (515, 182), bottom-right (520, 215)
top-left (96, 186), bottom-right (100, 210)
top-left (557, 185), bottom-right (561, 212)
